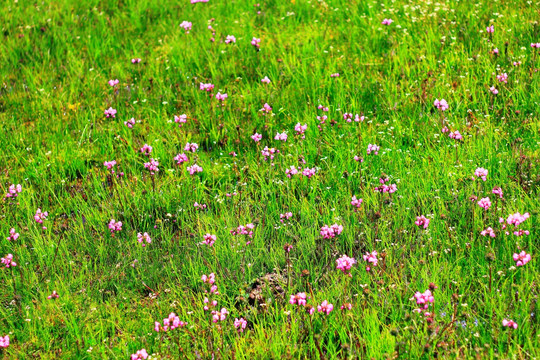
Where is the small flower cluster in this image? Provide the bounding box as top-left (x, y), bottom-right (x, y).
top-left (154, 312), bottom-right (187, 332)
top-left (137, 232), bottom-right (152, 247)
top-left (336, 255), bottom-right (356, 276)
top-left (1, 254), bottom-right (16, 268)
top-left (5, 184), bottom-right (22, 198)
top-left (362, 251), bottom-right (378, 272)
top-left (108, 219), bottom-right (122, 235)
top-left (320, 224), bottom-right (343, 239)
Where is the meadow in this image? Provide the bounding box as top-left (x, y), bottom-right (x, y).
top-left (1, 0), bottom-right (539, 358)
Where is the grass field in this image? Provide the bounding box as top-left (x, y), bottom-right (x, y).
top-left (1, 0), bottom-right (539, 358)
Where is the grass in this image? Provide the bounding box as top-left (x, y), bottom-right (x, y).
top-left (0, 0), bottom-right (539, 358)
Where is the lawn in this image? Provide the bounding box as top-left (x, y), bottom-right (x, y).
top-left (0, 0), bottom-right (539, 358)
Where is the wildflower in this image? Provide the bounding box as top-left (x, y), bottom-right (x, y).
top-left (513, 61), bottom-right (521, 66)
top-left (351, 195), bottom-right (363, 209)
top-left (433, 99), bottom-right (449, 111)
top-left (330, 73), bottom-right (340, 77)
top-left (180, 21), bottom-right (192, 33)
top-left (251, 133), bottom-right (263, 142)
top-left (302, 167), bottom-right (317, 178)
top-left (155, 312), bottom-right (187, 331)
top-left (492, 187), bottom-right (503, 199)
top-left (261, 147), bottom-right (279, 161)
top-left (336, 255), bottom-right (356, 275)
top-left (230, 224), bottom-right (255, 239)
top-left (274, 132), bottom-right (288, 141)
top-left (489, 86), bottom-right (498, 95)
top-left (174, 153), bottom-right (189, 164)
top-left (341, 303), bottom-right (353, 311)
top-left (367, 144), bottom-right (380, 155)
top-left (502, 319), bottom-right (518, 329)
top-left (124, 118), bottom-right (136, 128)
top-left (280, 212), bottom-right (293, 223)
top-left (108, 219), bottom-right (122, 234)
top-left (259, 103), bottom-right (272, 114)
top-left (131, 349), bottom-right (149, 360)
top-left (289, 292), bottom-right (307, 306)
top-left (34, 208), bottom-right (48, 224)
top-left (486, 25), bottom-right (494, 33)
top-left (354, 156), bottom-right (364, 162)
top-left (0, 335), bottom-right (9, 348)
top-left (5, 184), bottom-right (22, 198)
top-left (294, 123), bottom-right (307, 138)
top-left (362, 251), bottom-right (378, 271)
top-left (317, 104), bottom-right (329, 111)
top-left (355, 114), bottom-right (365, 122)
top-left (343, 113), bottom-right (353, 121)
top-left (225, 35), bottom-right (236, 44)
top-left (47, 291), bottom-right (59, 300)
top-left (184, 142), bottom-right (199, 153)
top-left (478, 197), bottom-right (492, 210)
top-left (492, 48), bottom-right (499, 55)
top-left (251, 37), bottom-right (261, 49)
top-left (104, 107), bottom-right (117, 118)
top-left (284, 243), bottom-right (293, 253)
top-left (104, 160), bottom-right (117, 174)
top-left (415, 215), bottom-right (430, 229)
top-left (234, 318), bottom-right (247, 332)
top-left (144, 158), bottom-right (159, 174)
top-left (212, 308), bottom-right (228, 322)
top-left (137, 232), bottom-right (152, 247)
top-left (285, 165), bottom-right (298, 178)
top-left (202, 273), bottom-right (216, 285)
top-left (480, 227), bottom-right (496, 237)
top-left (449, 130), bottom-right (462, 140)
top-left (187, 164), bottom-right (203, 175)
top-left (382, 18), bottom-right (393, 25)
top-left (7, 228), bottom-right (19, 241)
top-left (215, 92), bottom-right (228, 101)
top-left (131, 58), bottom-right (142, 64)
top-left (506, 212), bottom-right (529, 227)
top-left (474, 167), bottom-right (488, 181)
top-left (513, 251), bottom-right (531, 267)
top-left (317, 300), bottom-right (334, 315)
top-left (1, 254), bottom-right (16, 268)
top-left (261, 76), bottom-right (271, 84)
top-left (200, 83), bottom-right (215, 92)
top-left (140, 144), bottom-right (152, 156)
top-left (414, 289), bottom-right (434, 311)
top-left (203, 234), bottom-right (216, 246)
top-left (108, 79), bottom-right (119, 87)
top-left (194, 202), bottom-right (207, 210)
top-left (174, 114), bottom-right (187, 127)
top-left (497, 73), bottom-right (508, 83)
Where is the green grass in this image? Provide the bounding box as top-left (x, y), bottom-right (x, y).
top-left (1, 0), bottom-right (539, 358)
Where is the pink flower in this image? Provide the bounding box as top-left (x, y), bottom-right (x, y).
top-left (203, 233), bottom-right (216, 246)
top-left (155, 312), bottom-right (187, 331)
top-left (200, 83), bottom-right (215, 92)
top-left (274, 132), bottom-right (288, 141)
top-left (131, 349), bottom-right (149, 360)
top-left (104, 107), bottom-right (117, 118)
top-left (180, 21), bottom-right (192, 33)
top-left (492, 48), bottom-right (499, 55)
top-left (174, 153), bottom-right (189, 165)
top-left (202, 273), bottom-right (216, 285)
top-left (486, 25), bottom-right (494, 33)
top-left (506, 212), bottom-right (530, 227)
top-left (104, 160), bottom-right (117, 174)
top-left (184, 142), bottom-right (199, 152)
top-left (0, 335), bottom-right (9, 348)
top-left (47, 291), bottom-right (59, 300)
top-left (474, 167), bottom-right (488, 181)
top-left (354, 156), bottom-right (364, 162)
top-left (124, 118), bottom-right (136, 128)
top-left (351, 195), bottom-right (363, 209)
top-left (108, 219), bottom-right (122, 234)
top-left (480, 227), bottom-right (496, 237)
top-left (260, 103), bottom-right (272, 114)
top-left (212, 308), bottom-right (228, 322)
top-left (492, 187), bottom-right (503, 199)
top-left (234, 318), bottom-right (247, 332)
top-left (1, 254), bottom-right (16, 268)
top-left (362, 251), bottom-right (378, 271)
top-left (367, 144), bottom-right (380, 155)
top-left (381, 18), bottom-right (393, 25)
top-left (355, 114), bottom-right (365, 122)
top-left (187, 164), bottom-right (203, 175)
top-left (251, 133), bottom-right (262, 142)
top-left (174, 114), bottom-right (187, 127)
top-left (215, 92), bottom-right (228, 101)
top-left (343, 113), bottom-right (353, 121)
top-left (7, 228), bottom-right (19, 241)
top-left (261, 147), bottom-right (279, 162)
top-left (336, 255), bottom-right (356, 275)
top-left (489, 86), bottom-right (498, 95)
top-left (502, 319), bottom-right (518, 329)
top-left (34, 208), bottom-right (48, 224)
top-left (5, 184), bottom-right (22, 198)
top-left (140, 144), bottom-right (152, 156)
top-left (532, 43), bottom-right (540, 48)
top-left (340, 303), bottom-right (353, 311)
top-left (302, 167), bottom-right (317, 178)
top-left (261, 76), bottom-right (271, 84)
top-left (108, 79), bottom-right (119, 87)
top-left (513, 61), bottom-right (521, 66)
top-left (294, 123), bottom-right (307, 138)
top-left (317, 300), bottom-right (334, 315)
top-left (144, 158), bottom-right (159, 174)
top-left (280, 212), bottom-right (293, 223)
top-left (289, 292), bottom-right (307, 306)
top-left (478, 197), bottom-right (492, 210)
top-left (415, 215), bottom-right (430, 229)
top-left (414, 289), bottom-right (434, 311)
top-left (513, 251), bottom-right (531, 267)
top-left (285, 165), bottom-right (298, 178)
top-left (194, 202), bottom-right (207, 210)
top-left (230, 224), bottom-right (255, 240)
top-left (433, 99), bottom-right (449, 111)
top-left (251, 37), bottom-right (261, 49)
top-left (131, 58), bottom-right (142, 64)
top-left (449, 130), bottom-right (462, 140)
top-left (330, 73), bottom-right (340, 78)
top-left (137, 232), bottom-right (152, 247)
top-left (497, 73), bottom-right (508, 83)
top-left (317, 104), bottom-right (329, 111)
